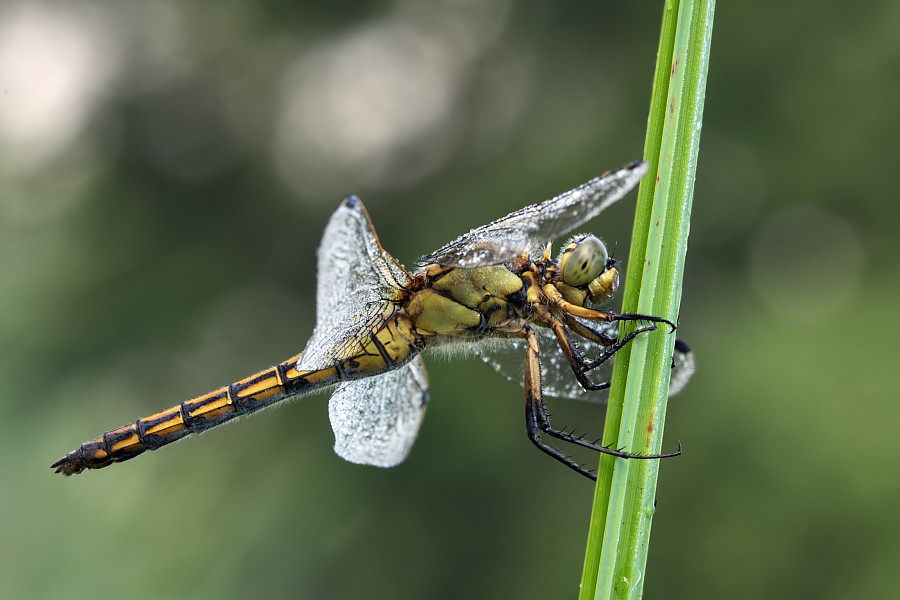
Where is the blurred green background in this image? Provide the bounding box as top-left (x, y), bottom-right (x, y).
top-left (2, 1), bottom-right (898, 598)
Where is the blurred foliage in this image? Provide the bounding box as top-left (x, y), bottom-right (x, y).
top-left (1, 1), bottom-right (898, 599)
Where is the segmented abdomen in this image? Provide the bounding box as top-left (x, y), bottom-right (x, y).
top-left (51, 353), bottom-right (339, 475)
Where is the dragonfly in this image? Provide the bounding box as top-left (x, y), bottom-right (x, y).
top-left (52, 160), bottom-right (693, 481)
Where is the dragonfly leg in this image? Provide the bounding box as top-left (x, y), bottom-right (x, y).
top-left (558, 314), bottom-right (618, 346)
top-left (581, 323), bottom-right (658, 373)
top-left (523, 327), bottom-right (681, 481)
top-left (555, 311), bottom-right (658, 373)
top-left (524, 326), bottom-right (599, 480)
top-left (613, 312), bottom-right (676, 332)
top-left (542, 283), bottom-right (676, 332)
top-left (532, 306), bottom-right (649, 391)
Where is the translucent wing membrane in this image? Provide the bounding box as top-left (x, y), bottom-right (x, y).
top-left (299, 196), bottom-right (413, 372)
top-left (303, 197), bottom-right (431, 467)
top-left (478, 325), bottom-right (694, 401)
top-left (478, 326), bottom-right (617, 402)
top-left (417, 161), bottom-right (648, 268)
top-left (668, 339), bottom-right (695, 396)
top-left (329, 356), bottom-right (429, 467)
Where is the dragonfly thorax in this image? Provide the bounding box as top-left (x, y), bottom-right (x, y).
top-left (406, 264), bottom-right (526, 341)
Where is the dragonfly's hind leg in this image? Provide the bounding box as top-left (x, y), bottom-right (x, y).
top-left (523, 326), bottom-right (598, 480)
top-left (522, 327), bottom-right (681, 481)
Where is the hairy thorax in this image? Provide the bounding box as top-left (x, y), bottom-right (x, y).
top-left (405, 264), bottom-right (528, 346)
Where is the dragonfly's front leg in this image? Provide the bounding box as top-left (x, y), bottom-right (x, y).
top-left (542, 283), bottom-right (676, 332)
top-left (522, 327), bottom-right (682, 481)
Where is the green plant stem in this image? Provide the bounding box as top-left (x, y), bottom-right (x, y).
top-left (578, 1), bottom-right (714, 599)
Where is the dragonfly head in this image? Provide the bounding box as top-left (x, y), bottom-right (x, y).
top-left (556, 235), bottom-right (619, 306)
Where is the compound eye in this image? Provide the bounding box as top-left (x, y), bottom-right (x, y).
top-left (560, 235), bottom-right (608, 287)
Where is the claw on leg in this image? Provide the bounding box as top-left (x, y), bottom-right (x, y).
top-left (521, 327), bottom-right (681, 481)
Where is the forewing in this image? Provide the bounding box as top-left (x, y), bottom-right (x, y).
top-left (329, 356), bottom-right (430, 467)
top-left (418, 161), bottom-right (648, 268)
top-left (479, 324), bottom-right (694, 401)
top-left (299, 196), bottom-right (412, 371)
